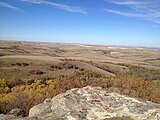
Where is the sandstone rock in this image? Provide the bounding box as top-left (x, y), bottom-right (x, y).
top-left (9, 108), bottom-right (21, 116)
top-left (0, 114), bottom-right (16, 120)
top-left (43, 98), bottom-right (52, 104)
top-left (28, 86), bottom-right (160, 120)
top-left (29, 102), bottom-right (51, 117)
top-left (0, 114), bottom-right (37, 120)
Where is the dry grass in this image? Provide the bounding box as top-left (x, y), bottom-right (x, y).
top-left (0, 40), bottom-right (160, 116)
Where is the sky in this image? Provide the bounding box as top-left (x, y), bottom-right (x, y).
top-left (0, 0), bottom-right (160, 47)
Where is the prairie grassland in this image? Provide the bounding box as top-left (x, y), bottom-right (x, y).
top-left (0, 40), bottom-right (160, 115)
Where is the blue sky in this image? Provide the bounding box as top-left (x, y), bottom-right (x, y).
top-left (0, 0), bottom-right (160, 46)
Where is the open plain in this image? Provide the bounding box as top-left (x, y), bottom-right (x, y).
top-left (0, 40), bottom-right (160, 81)
top-left (0, 40), bottom-right (160, 119)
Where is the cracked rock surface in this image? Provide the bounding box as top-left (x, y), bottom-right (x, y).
top-left (28, 86), bottom-right (160, 120)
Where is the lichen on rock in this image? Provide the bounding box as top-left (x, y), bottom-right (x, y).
top-left (28, 86), bottom-right (160, 120)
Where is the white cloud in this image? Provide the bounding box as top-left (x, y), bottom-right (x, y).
top-left (20, 0), bottom-right (87, 14)
top-left (105, 0), bottom-right (160, 24)
top-left (104, 9), bottom-right (146, 17)
top-left (0, 2), bottom-right (21, 11)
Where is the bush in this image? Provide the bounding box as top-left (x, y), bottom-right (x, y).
top-left (0, 70), bottom-right (160, 116)
top-left (30, 70), bottom-right (45, 75)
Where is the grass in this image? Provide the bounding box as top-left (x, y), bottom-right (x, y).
top-left (0, 40), bottom-right (160, 116)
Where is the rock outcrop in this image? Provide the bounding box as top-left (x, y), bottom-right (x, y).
top-left (1, 86), bottom-right (160, 120)
top-left (28, 86), bottom-right (160, 120)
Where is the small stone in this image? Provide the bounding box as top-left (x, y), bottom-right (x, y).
top-left (43, 98), bottom-right (52, 104)
top-left (9, 108), bottom-right (21, 116)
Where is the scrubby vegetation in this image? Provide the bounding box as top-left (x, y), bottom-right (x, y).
top-left (128, 65), bottom-right (160, 80)
top-left (0, 41), bottom-right (160, 117)
top-left (0, 68), bottom-right (160, 116)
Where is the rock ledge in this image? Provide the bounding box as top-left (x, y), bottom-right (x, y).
top-left (28, 86), bottom-right (160, 120)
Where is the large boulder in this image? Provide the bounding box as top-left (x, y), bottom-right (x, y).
top-left (29, 86), bottom-right (160, 120)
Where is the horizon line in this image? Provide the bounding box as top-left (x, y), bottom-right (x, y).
top-left (0, 39), bottom-right (160, 48)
